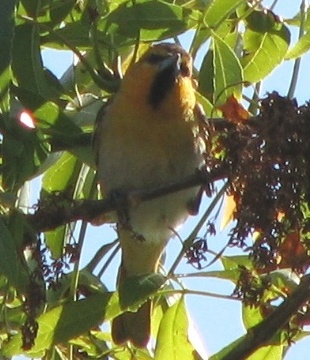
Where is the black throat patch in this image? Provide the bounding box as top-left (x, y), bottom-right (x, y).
top-left (148, 63), bottom-right (177, 109)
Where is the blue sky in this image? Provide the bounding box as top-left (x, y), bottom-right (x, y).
top-left (15, 1), bottom-right (310, 359)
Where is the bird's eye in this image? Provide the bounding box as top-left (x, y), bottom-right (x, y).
top-left (180, 62), bottom-right (190, 77)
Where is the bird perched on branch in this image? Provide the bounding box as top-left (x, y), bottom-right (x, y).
top-left (94, 43), bottom-right (205, 347)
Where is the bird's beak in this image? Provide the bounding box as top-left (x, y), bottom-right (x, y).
top-left (158, 53), bottom-right (181, 76)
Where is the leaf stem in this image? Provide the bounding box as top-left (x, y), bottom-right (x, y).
top-left (157, 288), bottom-right (240, 302)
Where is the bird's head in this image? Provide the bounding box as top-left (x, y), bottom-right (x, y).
top-left (118, 43), bottom-right (197, 116)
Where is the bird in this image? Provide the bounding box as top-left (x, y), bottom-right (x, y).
top-left (94, 42), bottom-right (205, 348)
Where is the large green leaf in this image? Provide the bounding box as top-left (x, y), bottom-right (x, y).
top-left (155, 297), bottom-right (196, 360)
top-left (212, 32), bottom-right (243, 104)
top-left (12, 24), bottom-right (58, 100)
top-left (242, 10), bottom-right (290, 83)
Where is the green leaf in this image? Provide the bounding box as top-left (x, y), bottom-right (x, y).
top-left (195, 92), bottom-right (221, 118)
top-left (119, 273), bottom-right (166, 310)
top-left (246, 344), bottom-right (283, 360)
top-left (210, 338), bottom-right (283, 360)
top-left (204, 0), bottom-right (245, 28)
top-left (10, 96), bottom-right (86, 150)
top-left (155, 297), bottom-right (196, 360)
top-left (194, 269), bottom-right (241, 282)
top-left (285, 7), bottom-right (310, 32)
top-left (49, 0), bottom-right (77, 25)
top-left (221, 255), bottom-right (253, 271)
top-left (198, 48), bottom-right (214, 101)
top-left (44, 226), bottom-right (67, 259)
top-left (286, 31), bottom-right (310, 59)
top-left (20, 0), bottom-right (40, 18)
top-left (0, 0), bottom-right (16, 121)
top-left (3, 292), bottom-right (116, 357)
top-left (41, 152), bottom-right (88, 258)
top-left (242, 10), bottom-right (290, 83)
top-left (242, 304), bottom-right (264, 330)
top-left (212, 32), bottom-right (243, 104)
top-left (209, 335), bottom-right (245, 360)
top-left (42, 21), bottom-right (93, 49)
top-left (42, 152), bottom-right (77, 193)
top-left (105, 0), bottom-right (200, 42)
top-left (12, 24), bottom-right (57, 100)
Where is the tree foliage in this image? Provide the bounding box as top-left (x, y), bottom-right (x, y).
top-left (1, 0), bottom-right (310, 359)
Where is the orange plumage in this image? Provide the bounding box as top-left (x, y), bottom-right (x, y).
top-left (95, 43), bottom-right (204, 347)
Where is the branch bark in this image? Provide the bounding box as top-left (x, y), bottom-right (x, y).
top-left (26, 167), bottom-right (226, 233)
top-left (222, 275), bottom-right (310, 360)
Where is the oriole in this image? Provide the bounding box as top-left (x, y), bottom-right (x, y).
top-left (95, 43), bottom-right (205, 347)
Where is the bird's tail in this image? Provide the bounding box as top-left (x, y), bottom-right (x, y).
top-left (112, 296), bottom-right (151, 348)
top-left (111, 227), bottom-right (164, 347)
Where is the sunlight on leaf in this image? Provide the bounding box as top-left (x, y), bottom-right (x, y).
top-left (155, 297), bottom-right (197, 360)
top-left (242, 10), bottom-right (290, 83)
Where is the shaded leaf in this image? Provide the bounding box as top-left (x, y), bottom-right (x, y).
top-left (198, 48), bottom-right (214, 101)
top-left (42, 21), bottom-right (93, 49)
top-left (20, 0), bottom-right (40, 18)
top-left (119, 273), bottom-right (166, 310)
top-left (105, 0), bottom-right (199, 42)
top-left (49, 0), bottom-right (77, 25)
top-left (12, 24), bottom-right (57, 100)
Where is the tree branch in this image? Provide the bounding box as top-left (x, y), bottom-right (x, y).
top-left (26, 167), bottom-right (226, 233)
top-left (222, 275), bottom-right (310, 360)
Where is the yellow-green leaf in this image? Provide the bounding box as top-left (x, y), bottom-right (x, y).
top-left (155, 297), bottom-right (196, 360)
top-left (242, 10), bottom-right (290, 83)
